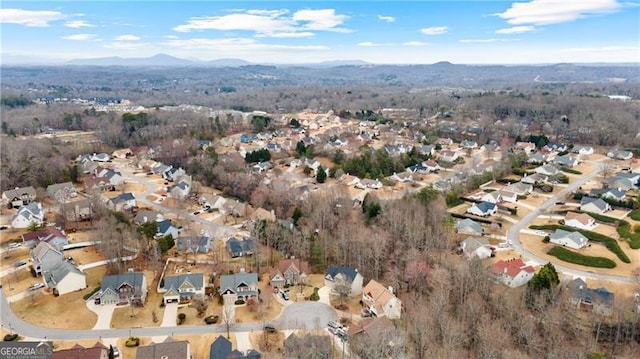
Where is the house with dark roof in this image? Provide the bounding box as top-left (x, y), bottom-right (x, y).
top-left (11, 202), bottom-right (44, 229)
top-left (30, 241), bottom-right (64, 276)
top-left (22, 226), bottom-right (68, 249)
top-left (269, 258), bottom-right (310, 288)
top-left (161, 273), bottom-right (205, 304)
top-left (567, 278), bottom-right (615, 316)
top-left (590, 188), bottom-right (626, 201)
top-left (324, 266), bottom-right (364, 297)
top-left (95, 272), bottom-right (147, 305)
top-left (163, 167), bottom-right (186, 182)
top-left (226, 237), bottom-right (255, 258)
top-left (219, 272), bottom-right (259, 301)
top-left (155, 219), bottom-right (179, 239)
top-left (2, 186), bottom-right (37, 208)
top-left (176, 235), bottom-right (211, 253)
top-left (53, 342), bottom-right (108, 359)
top-left (106, 192), bottom-right (136, 211)
top-left (210, 336), bottom-right (232, 359)
top-left (466, 201), bottom-right (497, 217)
top-left (580, 197), bottom-right (611, 214)
top-left (43, 261), bottom-right (87, 296)
top-left (284, 333), bottom-right (332, 359)
top-left (136, 337), bottom-right (190, 359)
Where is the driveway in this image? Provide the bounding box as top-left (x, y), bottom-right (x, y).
top-left (161, 302), bottom-right (178, 327)
top-left (235, 331), bottom-right (252, 351)
top-left (86, 301), bottom-right (116, 330)
top-left (317, 286), bottom-right (331, 305)
top-left (273, 302), bottom-right (337, 331)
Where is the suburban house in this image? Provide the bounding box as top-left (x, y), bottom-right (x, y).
top-left (30, 241), bottom-right (64, 276)
top-left (481, 191), bottom-right (501, 204)
top-left (460, 237), bottom-right (493, 260)
top-left (104, 170), bottom-right (124, 187)
top-left (423, 160), bottom-right (441, 172)
top-left (43, 261), bottom-right (87, 296)
top-left (515, 142), bottom-right (536, 153)
top-left (606, 176), bottom-right (635, 191)
top-left (606, 148), bottom-right (633, 160)
top-left (133, 210), bottom-right (164, 225)
top-left (553, 155), bottom-right (579, 168)
top-left (22, 226), bottom-right (68, 249)
top-left (209, 336), bottom-right (232, 359)
top-left (284, 333), bottom-right (331, 359)
top-left (269, 257), bottom-right (310, 288)
top-left (419, 145), bottom-right (435, 156)
top-left (438, 150), bottom-right (459, 163)
top-left (355, 179), bottom-right (383, 190)
top-left (155, 219), bottom-right (179, 239)
top-left (362, 279), bottom-right (402, 319)
top-left (198, 194), bottom-right (227, 210)
top-left (613, 172), bottom-right (640, 186)
top-left (11, 202), bottom-right (44, 228)
top-left (521, 173), bottom-right (549, 185)
top-left (564, 212), bottom-right (597, 230)
top-left (549, 229), bottom-right (589, 249)
top-left (176, 235), bottom-right (211, 254)
top-left (590, 188), bottom-right (626, 201)
top-left (106, 192), bottom-right (137, 211)
top-left (83, 176), bottom-right (112, 192)
top-left (391, 172), bottom-right (413, 183)
top-left (47, 182), bottom-right (77, 202)
top-left (496, 190), bottom-right (518, 203)
top-left (324, 266), bottom-right (364, 297)
top-left (567, 278), bottom-right (614, 316)
top-left (219, 272), bottom-right (259, 301)
top-left (163, 167), bottom-right (186, 182)
top-left (527, 152), bottom-right (548, 164)
top-left (250, 207), bottom-right (276, 222)
top-left (534, 164), bottom-right (560, 176)
top-left (454, 218), bottom-right (483, 236)
top-left (226, 237), bottom-right (255, 258)
top-left (572, 146), bottom-right (594, 155)
top-left (136, 338), bottom-right (190, 359)
top-left (348, 316), bottom-right (396, 339)
top-left (52, 342), bottom-right (109, 359)
top-left (505, 182), bottom-right (533, 196)
top-left (112, 148), bottom-right (133, 158)
top-left (460, 139), bottom-right (478, 149)
top-left (95, 272), bottom-right (148, 305)
top-left (490, 258), bottom-right (535, 288)
top-left (169, 176), bottom-right (192, 200)
top-left (580, 197), bottom-right (611, 214)
top-left (61, 199), bottom-right (93, 222)
top-left (161, 273), bottom-right (205, 304)
top-left (2, 186), bottom-right (37, 208)
top-left (91, 153), bottom-right (111, 162)
top-left (466, 201), bottom-right (497, 217)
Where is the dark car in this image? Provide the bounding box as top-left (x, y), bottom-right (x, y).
top-left (264, 324), bottom-right (276, 333)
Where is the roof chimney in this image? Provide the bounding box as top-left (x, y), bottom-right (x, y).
top-left (388, 286), bottom-right (394, 294)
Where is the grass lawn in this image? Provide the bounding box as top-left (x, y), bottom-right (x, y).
top-left (10, 288), bottom-right (98, 330)
top-left (111, 289), bottom-right (165, 329)
top-left (547, 246), bottom-right (616, 268)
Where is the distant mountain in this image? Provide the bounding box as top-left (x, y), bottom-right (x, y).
top-left (207, 58), bottom-right (252, 67)
top-left (67, 53), bottom-right (196, 67)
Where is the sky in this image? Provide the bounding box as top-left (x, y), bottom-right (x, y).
top-left (1, 0), bottom-right (639, 64)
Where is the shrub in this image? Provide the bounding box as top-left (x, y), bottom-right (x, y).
top-left (310, 287), bottom-right (320, 301)
top-left (235, 299), bottom-right (246, 305)
top-left (560, 167), bottom-right (582, 175)
top-left (125, 337), bottom-right (140, 347)
top-left (629, 210), bottom-right (640, 221)
top-left (543, 235), bottom-right (550, 243)
top-left (4, 334), bottom-right (18, 341)
top-left (177, 313), bottom-right (186, 325)
top-left (547, 246), bottom-right (616, 268)
top-left (204, 315), bottom-right (219, 324)
top-left (83, 286), bottom-right (101, 300)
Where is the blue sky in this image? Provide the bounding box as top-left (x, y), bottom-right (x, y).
top-left (1, 0), bottom-right (638, 64)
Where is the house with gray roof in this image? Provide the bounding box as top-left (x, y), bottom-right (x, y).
top-left (155, 219), bottom-right (179, 239)
top-left (454, 218), bottom-right (483, 236)
top-left (161, 273), bottom-right (205, 304)
top-left (527, 152), bottom-right (548, 164)
top-left (505, 182), bottom-right (533, 196)
top-left (176, 235), bottom-right (211, 254)
top-left (136, 337), bottom-right (190, 359)
top-left (30, 241), bottom-right (64, 276)
top-left (553, 155), bottom-right (579, 168)
top-left (163, 167), bottom-right (186, 182)
top-left (11, 202), bottom-right (44, 229)
top-left (219, 272), bottom-right (259, 301)
top-left (227, 237), bottom-right (255, 258)
top-left (607, 148), bottom-right (633, 160)
top-left (580, 197), bottom-right (611, 214)
top-left (210, 336), bottom-right (232, 359)
top-left (534, 164), bottom-right (560, 176)
top-left (460, 237), bottom-right (493, 260)
top-left (590, 188), bottom-right (626, 201)
top-left (47, 182), bottom-right (77, 202)
top-left (61, 199), bottom-right (93, 222)
top-left (324, 266), bottom-right (364, 297)
top-left (133, 210), bottom-right (163, 225)
top-left (43, 261), bottom-right (86, 296)
top-left (22, 226), bottom-right (68, 249)
top-left (107, 192), bottom-right (136, 211)
top-left (2, 186), bottom-right (37, 208)
top-left (521, 173), bottom-right (549, 185)
top-left (549, 229), bottom-right (589, 249)
top-left (466, 201), bottom-right (497, 217)
top-left (95, 272), bottom-right (147, 305)
top-left (567, 278), bottom-right (614, 316)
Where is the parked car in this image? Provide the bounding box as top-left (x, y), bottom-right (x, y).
top-left (28, 283), bottom-right (45, 291)
top-left (112, 346), bottom-right (120, 357)
top-left (8, 242), bottom-right (21, 249)
top-left (14, 260), bottom-right (27, 268)
top-left (0, 226), bottom-right (8, 230)
top-left (192, 210), bottom-right (201, 215)
top-left (281, 291), bottom-right (289, 301)
top-left (264, 324), bottom-right (276, 333)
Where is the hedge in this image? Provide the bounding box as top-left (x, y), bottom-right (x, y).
top-left (630, 210), bottom-right (640, 221)
top-left (83, 286), bottom-right (101, 300)
top-left (617, 220), bottom-right (640, 249)
top-left (3, 334), bottom-right (18, 341)
top-left (560, 167), bottom-right (582, 175)
top-left (125, 337), bottom-right (140, 347)
top-left (530, 224), bottom-right (630, 263)
top-left (547, 246), bottom-right (616, 268)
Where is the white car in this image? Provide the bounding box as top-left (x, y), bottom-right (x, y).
top-left (28, 283), bottom-right (45, 291)
top-left (8, 242), bottom-right (21, 249)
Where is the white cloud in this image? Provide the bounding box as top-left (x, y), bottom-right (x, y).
top-left (0, 8), bottom-right (64, 27)
top-left (65, 20), bottom-right (93, 28)
top-left (377, 15), bottom-right (395, 22)
top-left (114, 34), bottom-right (141, 41)
top-left (173, 8), bottom-right (349, 36)
top-left (459, 38), bottom-right (520, 43)
top-left (403, 41), bottom-right (428, 47)
top-left (420, 26), bottom-right (448, 35)
top-left (496, 0), bottom-right (621, 26)
top-left (61, 34), bottom-right (97, 41)
top-left (162, 37), bottom-right (329, 52)
top-left (495, 25), bottom-right (536, 34)
top-left (357, 42), bottom-right (393, 47)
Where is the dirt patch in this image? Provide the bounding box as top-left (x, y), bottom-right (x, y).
top-left (64, 245), bottom-right (105, 266)
top-left (249, 330), bottom-right (286, 359)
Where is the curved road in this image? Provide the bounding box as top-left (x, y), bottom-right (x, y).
top-left (507, 161), bottom-right (637, 283)
top-left (0, 290), bottom-right (335, 340)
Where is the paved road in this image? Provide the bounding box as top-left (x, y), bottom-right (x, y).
top-left (506, 161), bottom-right (637, 283)
top-left (0, 290), bottom-right (335, 340)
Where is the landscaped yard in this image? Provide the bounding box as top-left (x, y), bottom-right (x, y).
top-left (111, 289), bottom-right (165, 329)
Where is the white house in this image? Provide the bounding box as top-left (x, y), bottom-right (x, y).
top-left (107, 192), bottom-right (136, 211)
top-left (572, 146), bottom-right (594, 155)
top-left (580, 197), bottom-right (611, 214)
top-left (324, 266), bottom-right (364, 297)
top-left (438, 150), bottom-right (459, 163)
top-left (161, 273), bottom-right (205, 304)
top-left (564, 212), bottom-right (597, 230)
top-left (43, 261), bottom-right (87, 296)
top-left (497, 190), bottom-right (518, 203)
top-left (505, 182), bottom-right (533, 196)
top-left (481, 192), bottom-right (501, 204)
top-left (491, 258), bottom-right (535, 288)
top-left (355, 179), bottom-right (383, 190)
top-left (391, 172), bottom-right (413, 183)
top-left (11, 202), bottom-right (44, 228)
top-left (423, 160), bottom-right (441, 172)
top-left (362, 279), bottom-right (402, 319)
top-left (534, 164), bottom-right (560, 176)
top-left (460, 237), bottom-right (493, 260)
top-left (607, 149), bottom-right (633, 161)
top-left (454, 218), bottom-right (483, 236)
top-left (466, 202), bottom-right (497, 217)
top-left (549, 229), bottom-right (589, 249)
